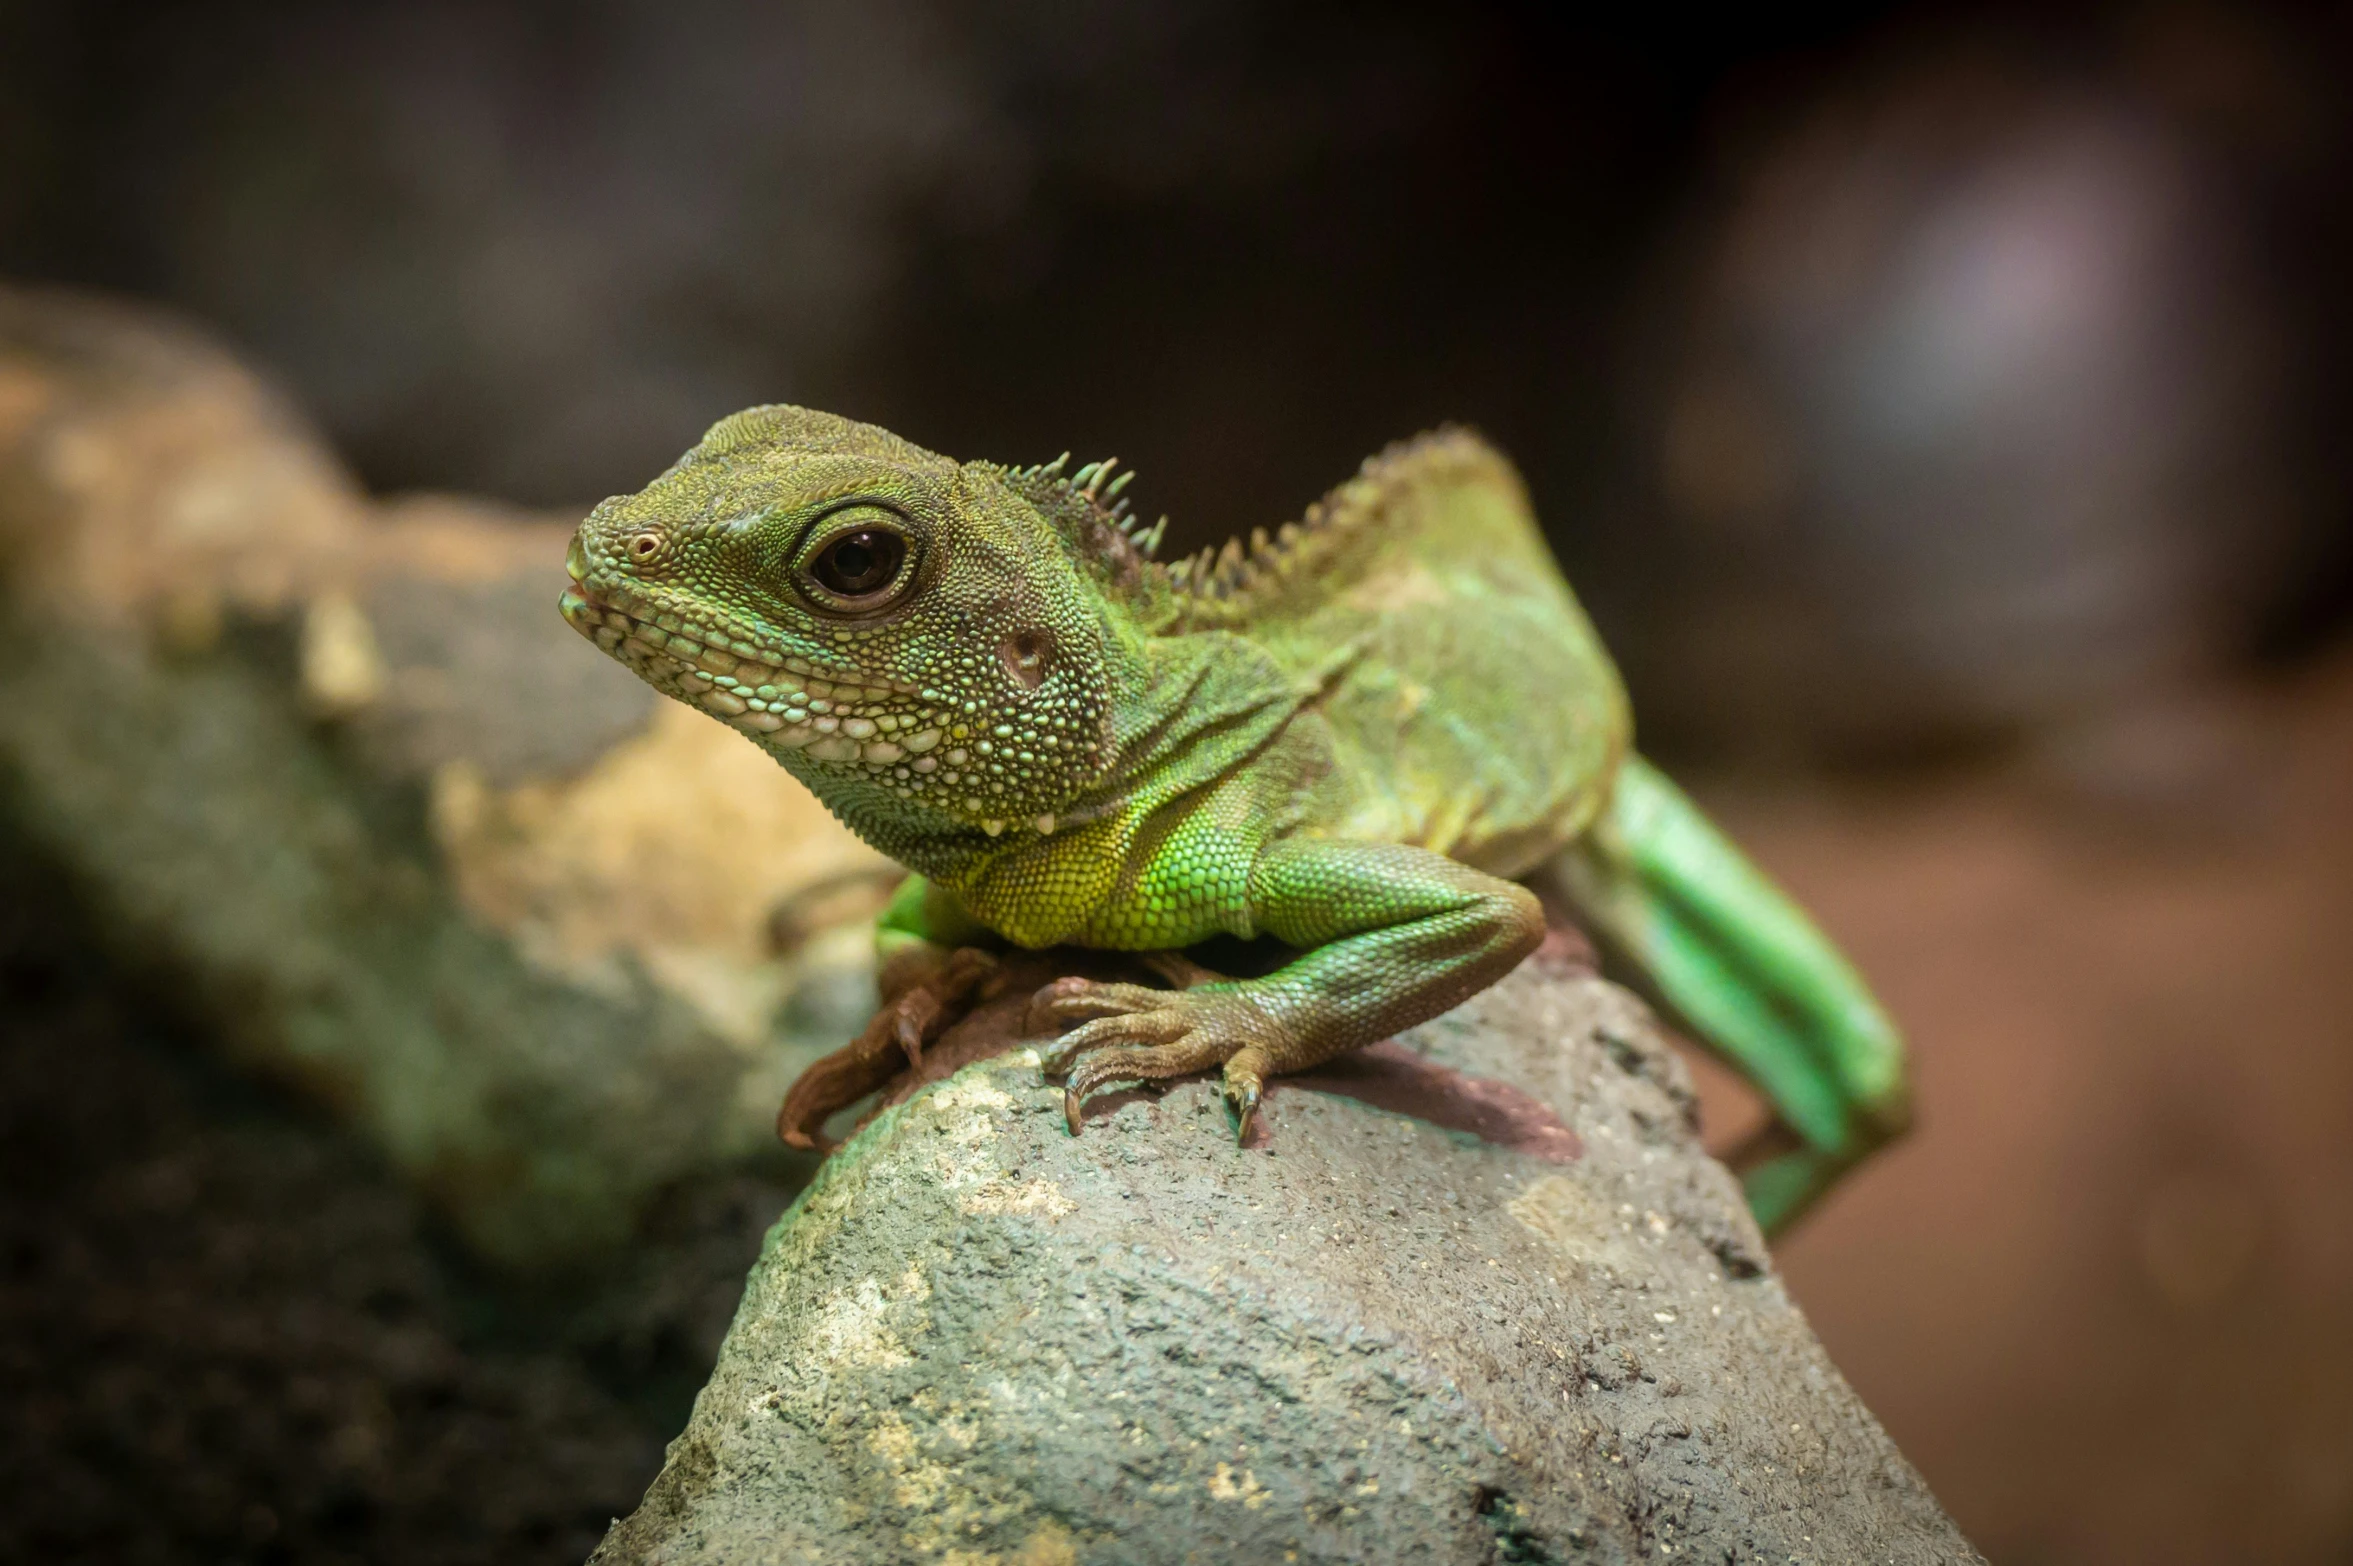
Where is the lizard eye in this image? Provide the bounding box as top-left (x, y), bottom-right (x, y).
top-left (794, 506), bottom-right (917, 612)
top-left (813, 528), bottom-right (902, 595)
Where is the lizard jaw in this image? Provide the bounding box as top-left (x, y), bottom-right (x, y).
top-left (560, 576), bottom-right (949, 772)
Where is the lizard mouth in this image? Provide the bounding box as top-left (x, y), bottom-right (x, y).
top-left (560, 573), bottom-right (950, 770)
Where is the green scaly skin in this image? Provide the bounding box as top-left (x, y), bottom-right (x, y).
top-left (561, 406), bottom-right (1910, 1233)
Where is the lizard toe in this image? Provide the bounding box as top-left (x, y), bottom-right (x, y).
top-left (1043, 990), bottom-right (1285, 1134)
top-left (1026, 977), bottom-right (1178, 1034)
top-left (1062, 1031), bottom-right (1243, 1135)
top-left (1038, 1007), bottom-right (1190, 1080)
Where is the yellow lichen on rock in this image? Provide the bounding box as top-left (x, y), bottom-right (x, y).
top-left (429, 699), bottom-right (893, 1044)
top-left (803, 1267), bottom-right (931, 1371)
top-left (299, 591), bottom-right (389, 717)
top-left (916, 1070), bottom-right (1077, 1220)
top-left (1207, 1462), bottom-right (1268, 1509)
top-left (960, 1177), bottom-right (1077, 1219)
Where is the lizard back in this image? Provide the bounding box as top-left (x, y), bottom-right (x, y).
top-left (1167, 431), bottom-right (1631, 878)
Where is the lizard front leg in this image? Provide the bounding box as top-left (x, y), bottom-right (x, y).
top-left (1035, 840), bottom-right (1544, 1139)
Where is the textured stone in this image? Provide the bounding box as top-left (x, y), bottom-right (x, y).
top-left (595, 951), bottom-right (1981, 1565)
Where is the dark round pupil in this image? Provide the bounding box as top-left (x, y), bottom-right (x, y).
top-left (814, 528), bottom-right (902, 596)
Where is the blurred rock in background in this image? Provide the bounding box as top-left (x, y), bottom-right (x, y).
top-left (1626, 21), bottom-right (2331, 760)
top-left (0, 284), bottom-right (893, 1269)
top-left (0, 832), bottom-right (668, 1566)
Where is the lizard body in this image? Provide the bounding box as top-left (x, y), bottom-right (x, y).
top-left (563, 406), bottom-right (1909, 1230)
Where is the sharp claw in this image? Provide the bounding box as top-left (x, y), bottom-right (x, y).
top-left (894, 1010), bottom-right (924, 1068)
top-left (1229, 1076), bottom-right (1262, 1144)
top-left (1064, 1083), bottom-right (1085, 1137)
top-left (775, 1101), bottom-right (835, 1154)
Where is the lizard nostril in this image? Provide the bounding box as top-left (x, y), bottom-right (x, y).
top-left (999, 630), bottom-right (1051, 690)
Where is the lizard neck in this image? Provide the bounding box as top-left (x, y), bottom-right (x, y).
top-left (1075, 627), bottom-right (1308, 833)
top-left (765, 604), bottom-right (1157, 885)
top-left (850, 627), bottom-right (1302, 898)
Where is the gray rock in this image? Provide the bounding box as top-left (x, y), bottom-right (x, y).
top-left (595, 952), bottom-right (1980, 1565)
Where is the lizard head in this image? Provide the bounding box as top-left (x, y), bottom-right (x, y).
top-left (561, 404), bottom-right (1149, 851)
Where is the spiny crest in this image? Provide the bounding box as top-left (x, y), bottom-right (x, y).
top-left (1158, 425), bottom-right (1501, 628)
top-left (996, 451), bottom-right (1171, 595)
top-left (990, 424), bottom-right (1508, 630)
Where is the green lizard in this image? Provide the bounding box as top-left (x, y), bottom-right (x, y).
top-left (560, 406), bottom-right (1910, 1231)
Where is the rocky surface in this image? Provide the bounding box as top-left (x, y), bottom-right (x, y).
top-left (595, 949), bottom-right (1981, 1566)
top-left (0, 284), bottom-right (891, 1268)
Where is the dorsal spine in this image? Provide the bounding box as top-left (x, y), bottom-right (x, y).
top-left (1008, 425), bottom-right (1497, 631)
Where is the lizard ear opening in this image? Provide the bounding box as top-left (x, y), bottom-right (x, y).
top-left (999, 630), bottom-right (1052, 690)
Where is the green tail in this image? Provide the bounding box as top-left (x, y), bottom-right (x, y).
top-left (1552, 753), bottom-right (1911, 1234)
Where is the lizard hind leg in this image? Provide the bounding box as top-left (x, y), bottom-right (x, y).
top-left (1551, 753), bottom-right (1912, 1233)
top-left (777, 944), bottom-right (998, 1151)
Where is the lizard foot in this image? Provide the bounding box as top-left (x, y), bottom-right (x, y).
top-left (777, 946), bottom-right (998, 1151)
top-left (1029, 975), bottom-right (1279, 1143)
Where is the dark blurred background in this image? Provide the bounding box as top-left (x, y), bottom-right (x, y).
top-left (2, 1), bottom-right (2349, 1562)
